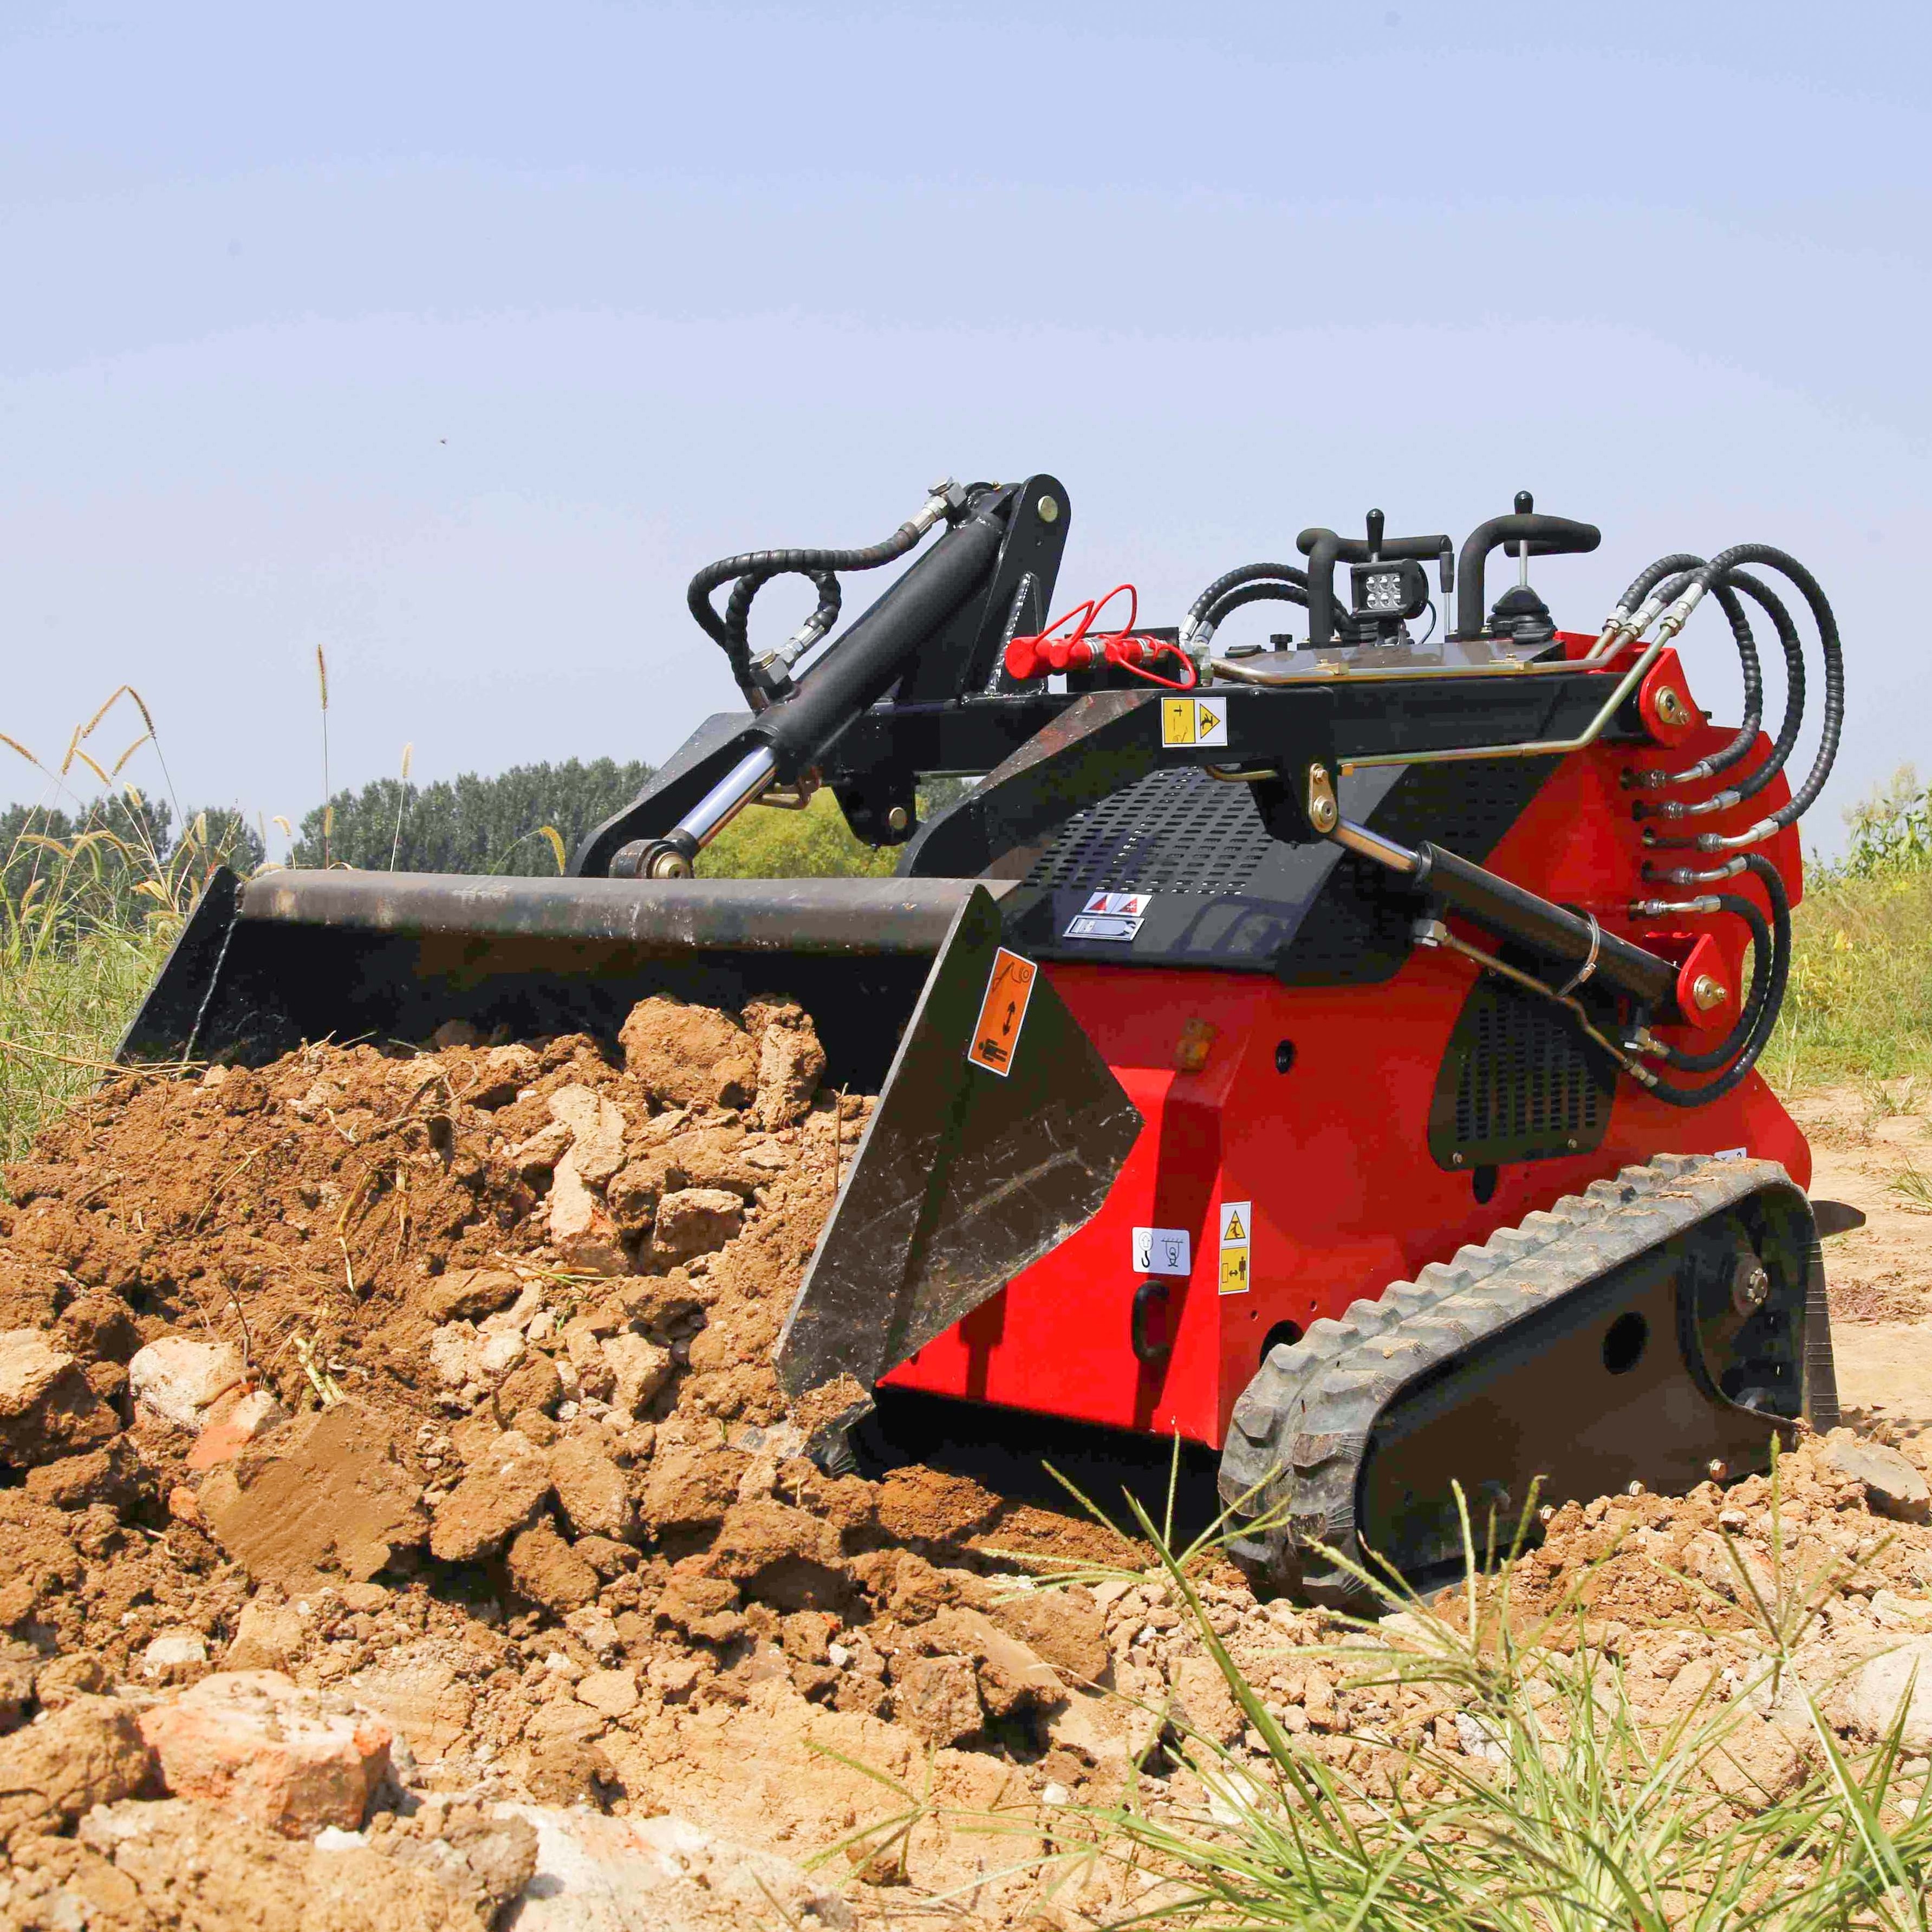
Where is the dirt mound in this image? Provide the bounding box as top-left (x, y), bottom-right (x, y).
top-left (0, 990), bottom-right (1147, 1926)
top-left (4, 1014), bottom-right (1932, 1928)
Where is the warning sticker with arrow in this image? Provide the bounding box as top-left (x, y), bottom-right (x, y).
top-left (1161, 697), bottom-right (1229, 748)
top-left (1218, 1198), bottom-right (1252, 1296)
top-left (966, 947), bottom-right (1038, 1078)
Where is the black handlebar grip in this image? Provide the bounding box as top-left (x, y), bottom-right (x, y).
top-left (1454, 510), bottom-right (1601, 638)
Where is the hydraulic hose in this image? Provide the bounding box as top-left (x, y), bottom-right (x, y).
top-left (687, 485), bottom-right (963, 701)
top-left (1179, 562), bottom-right (1310, 656)
top-left (1636, 568), bottom-right (1801, 806)
top-left (1640, 855), bottom-right (1791, 1107)
top-left (1662, 545), bottom-right (1845, 849)
top-left (1184, 562), bottom-right (1310, 628)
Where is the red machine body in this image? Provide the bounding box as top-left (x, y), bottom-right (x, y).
top-left (886, 662), bottom-right (1808, 1449)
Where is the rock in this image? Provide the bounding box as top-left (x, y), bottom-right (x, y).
top-left (1045, 1687), bottom-right (1131, 1765)
top-left (506, 1804), bottom-right (855, 1930)
top-left (0, 1647), bottom-right (37, 1732)
top-left (550, 1435), bottom-right (632, 1541)
top-left (68, 1796), bottom-right (483, 1928)
top-left (1169, 1653), bottom-right (1245, 1747)
top-left (602, 1333), bottom-right (673, 1416)
top-left (895, 1653), bottom-right (984, 1747)
top-left (986, 1585), bottom-right (1110, 1684)
top-left (471, 1043), bottom-right (539, 1107)
top-left (478, 1328), bottom-right (526, 1377)
top-left (348, 1642), bottom-right (477, 1762)
top-left (512, 1116), bottom-right (577, 1178)
top-left (495, 1352), bottom-right (566, 1420)
top-left (200, 1401), bottom-right (429, 1588)
top-left (657, 1571), bottom-right (746, 1643)
top-left (431, 1018), bottom-right (480, 1049)
top-left (430, 1319), bottom-right (482, 1388)
top-left (620, 997), bottom-right (759, 1110)
top-left (225, 1596), bottom-right (314, 1673)
top-left (1824, 1439), bottom-right (1932, 1523)
top-left (1844, 1637), bottom-right (1932, 1752)
top-left (549, 1085), bottom-right (629, 1187)
top-left (430, 1449), bottom-right (555, 1563)
top-left (708, 1500), bottom-right (847, 1612)
top-left (0, 1326), bottom-right (118, 1467)
top-left (549, 1158), bottom-right (629, 1274)
top-left (0, 1694), bottom-right (155, 1847)
top-left (187, 1386), bottom-right (288, 1471)
top-left (31, 1652), bottom-right (109, 1709)
top-left (751, 1011), bottom-right (827, 1130)
top-left (923, 1607), bottom-right (1063, 1718)
top-left (23, 1435), bottom-right (139, 1510)
top-left (55, 1290), bottom-right (142, 1363)
top-left (128, 1335), bottom-right (245, 1430)
top-left (139, 1669), bottom-right (392, 1837)
top-left (638, 1445), bottom-right (747, 1532)
top-left (1701, 1709), bottom-right (1808, 1800)
top-left (509, 1521), bottom-right (601, 1613)
top-left (648, 1187), bottom-right (745, 1263)
top-left (419, 1265), bottom-right (525, 1325)
top-left (142, 1630), bottom-right (210, 1676)
top-left (577, 1668), bottom-right (640, 1719)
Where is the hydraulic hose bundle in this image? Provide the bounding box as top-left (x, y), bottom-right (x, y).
top-left (1176, 562), bottom-right (1311, 665)
top-left (1602, 542), bottom-right (1843, 1105)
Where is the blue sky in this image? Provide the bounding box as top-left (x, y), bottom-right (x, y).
top-left (2, 1), bottom-right (1926, 853)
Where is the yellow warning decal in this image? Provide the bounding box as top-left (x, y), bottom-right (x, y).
top-left (1161, 698), bottom-right (1228, 748)
top-left (1218, 1198), bottom-right (1252, 1296)
top-left (967, 947), bottom-right (1038, 1078)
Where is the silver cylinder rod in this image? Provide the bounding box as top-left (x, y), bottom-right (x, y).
top-left (1330, 817), bottom-right (1423, 875)
top-left (675, 745), bottom-right (779, 845)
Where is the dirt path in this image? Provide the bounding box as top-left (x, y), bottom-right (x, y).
top-left (1791, 1084), bottom-right (1932, 1442)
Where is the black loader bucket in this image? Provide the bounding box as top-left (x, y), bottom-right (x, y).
top-left (122, 869), bottom-right (1142, 1426)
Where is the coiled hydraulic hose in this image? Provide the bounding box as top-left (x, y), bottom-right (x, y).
top-left (687, 483), bottom-right (966, 702)
top-left (1635, 568), bottom-right (1802, 808)
top-left (1638, 855), bottom-right (1791, 1107)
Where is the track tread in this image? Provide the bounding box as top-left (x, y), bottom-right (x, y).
top-left (1218, 1154), bottom-right (1809, 1604)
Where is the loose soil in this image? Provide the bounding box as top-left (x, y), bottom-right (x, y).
top-left (1, 1016), bottom-right (1930, 1930)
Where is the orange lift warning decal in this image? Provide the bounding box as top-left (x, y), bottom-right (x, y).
top-left (967, 947), bottom-right (1038, 1077)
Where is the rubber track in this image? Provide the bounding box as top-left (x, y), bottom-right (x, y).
top-left (1218, 1154), bottom-right (1803, 1603)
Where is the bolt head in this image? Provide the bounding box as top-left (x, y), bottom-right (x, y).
top-left (1036, 495), bottom-right (1060, 523)
top-left (1656, 686), bottom-right (1690, 724)
top-left (1692, 973), bottom-right (1730, 1012)
top-left (1707, 1459), bottom-right (1728, 1480)
top-left (886, 805), bottom-right (910, 833)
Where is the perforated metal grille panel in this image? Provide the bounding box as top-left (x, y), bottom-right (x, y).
top-left (1429, 979), bottom-right (1614, 1167)
top-left (1024, 767), bottom-right (1277, 896)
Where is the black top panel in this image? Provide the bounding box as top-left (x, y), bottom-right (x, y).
top-left (1000, 756), bottom-right (1555, 983)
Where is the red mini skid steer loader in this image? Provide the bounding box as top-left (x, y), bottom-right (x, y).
top-left (126, 476), bottom-right (1856, 1601)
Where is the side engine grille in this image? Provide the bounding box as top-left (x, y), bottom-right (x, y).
top-left (1025, 767), bottom-right (1277, 896)
top-left (1428, 978), bottom-right (1614, 1169)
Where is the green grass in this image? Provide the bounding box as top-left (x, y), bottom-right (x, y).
top-left (1773, 863), bottom-right (1932, 1091)
top-left (851, 1467), bottom-right (1932, 1931)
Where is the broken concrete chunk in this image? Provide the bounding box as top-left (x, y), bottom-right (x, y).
top-left (649, 1186), bottom-right (745, 1263)
top-left (601, 1332), bottom-right (674, 1416)
top-left (753, 1011), bottom-right (827, 1130)
top-left (894, 1653), bottom-right (983, 1747)
top-left (139, 1669), bottom-right (392, 1837)
top-left (548, 1155), bottom-right (630, 1274)
top-left (1845, 1635), bottom-right (1932, 1752)
top-left (510, 1118), bottom-right (574, 1178)
top-left (1824, 1438), bottom-right (1932, 1523)
top-left (548, 1084), bottom-right (629, 1186)
top-left (187, 1386), bottom-right (288, 1471)
top-left (129, 1335), bottom-right (245, 1430)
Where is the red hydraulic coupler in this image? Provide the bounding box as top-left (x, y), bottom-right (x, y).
top-left (1005, 585), bottom-right (1198, 690)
